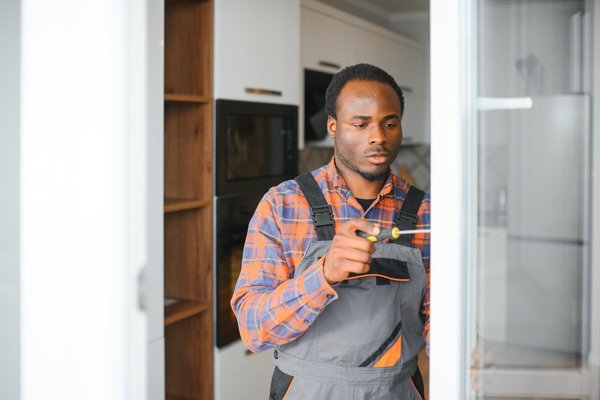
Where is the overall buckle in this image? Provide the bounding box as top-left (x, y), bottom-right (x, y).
top-left (311, 205), bottom-right (334, 227)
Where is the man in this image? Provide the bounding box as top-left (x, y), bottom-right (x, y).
top-left (231, 63), bottom-right (430, 400)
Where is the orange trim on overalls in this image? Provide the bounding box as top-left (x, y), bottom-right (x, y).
top-left (343, 273), bottom-right (410, 282)
top-left (373, 336), bottom-right (402, 367)
top-left (410, 376), bottom-right (424, 400)
top-left (282, 377), bottom-right (295, 400)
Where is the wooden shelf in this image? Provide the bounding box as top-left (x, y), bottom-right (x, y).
top-left (164, 198), bottom-right (211, 213)
top-left (165, 300), bottom-right (210, 326)
top-left (164, 93), bottom-right (211, 103)
top-left (164, 0), bottom-right (213, 397)
top-left (166, 395), bottom-right (194, 400)
top-left (165, 0), bottom-right (209, 4)
top-left (166, 395), bottom-right (197, 400)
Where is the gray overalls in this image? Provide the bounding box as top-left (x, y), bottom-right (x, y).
top-left (268, 173), bottom-right (428, 400)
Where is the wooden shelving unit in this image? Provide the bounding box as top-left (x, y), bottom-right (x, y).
top-left (165, 300), bottom-right (211, 326)
top-left (164, 198), bottom-right (211, 214)
top-left (164, 0), bottom-right (213, 398)
top-left (165, 93), bottom-right (211, 104)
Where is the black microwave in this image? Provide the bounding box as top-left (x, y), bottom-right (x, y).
top-left (215, 99), bottom-right (298, 196)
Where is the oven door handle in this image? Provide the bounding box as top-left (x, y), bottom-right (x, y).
top-left (245, 87), bottom-right (282, 96)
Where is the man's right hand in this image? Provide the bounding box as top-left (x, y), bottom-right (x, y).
top-left (322, 218), bottom-right (380, 284)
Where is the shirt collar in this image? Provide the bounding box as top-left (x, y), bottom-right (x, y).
top-left (324, 157), bottom-right (395, 200)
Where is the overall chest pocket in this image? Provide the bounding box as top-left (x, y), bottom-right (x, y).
top-left (344, 257), bottom-right (411, 285)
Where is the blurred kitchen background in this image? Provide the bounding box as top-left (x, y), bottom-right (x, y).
top-left (3, 0), bottom-right (600, 399)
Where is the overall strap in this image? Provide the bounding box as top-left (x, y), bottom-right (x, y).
top-left (295, 173), bottom-right (335, 241)
top-left (394, 186), bottom-right (425, 246)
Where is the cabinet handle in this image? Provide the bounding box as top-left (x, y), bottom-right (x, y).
top-left (245, 87), bottom-right (282, 96)
top-left (399, 86), bottom-right (414, 93)
top-left (318, 61), bottom-right (341, 70)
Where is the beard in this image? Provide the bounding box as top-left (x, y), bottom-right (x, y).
top-left (336, 147), bottom-right (389, 182)
top-left (359, 170), bottom-right (389, 182)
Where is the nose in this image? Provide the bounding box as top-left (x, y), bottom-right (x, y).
top-left (369, 125), bottom-right (386, 145)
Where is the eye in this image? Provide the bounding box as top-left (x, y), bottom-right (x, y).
top-left (353, 123), bottom-right (368, 129)
top-left (384, 122), bottom-right (398, 129)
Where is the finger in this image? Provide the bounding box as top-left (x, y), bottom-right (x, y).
top-left (332, 247), bottom-right (372, 265)
top-left (323, 254), bottom-right (370, 283)
top-left (333, 235), bottom-right (375, 253)
top-left (339, 260), bottom-right (370, 275)
top-left (339, 218), bottom-right (380, 237)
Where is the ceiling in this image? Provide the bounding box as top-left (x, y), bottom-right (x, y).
top-left (315, 0), bottom-right (430, 44)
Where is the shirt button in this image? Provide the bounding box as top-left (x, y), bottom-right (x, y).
top-left (326, 294), bottom-right (334, 299)
top-left (304, 319), bottom-right (309, 324)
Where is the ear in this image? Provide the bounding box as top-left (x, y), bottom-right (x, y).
top-left (327, 115), bottom-right (337, 139)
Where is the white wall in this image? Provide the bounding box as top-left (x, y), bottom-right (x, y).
top-left (0, 0), bottom-right (21, 398)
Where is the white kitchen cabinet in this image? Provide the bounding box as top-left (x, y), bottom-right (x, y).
top-left (301, 7), bottom-right (353, 74)
top-left (350, 27), bottom-right (382, 70)
top-left (302, 0), bottom-right (427, 97)
top-left (394, 43), bottom-right (427, 97)
top-left (214, 0), bottom-right (300, 105)
top-left (300, 0), bottom-right (429, 146)
top-left (402, 94), bottom-right (430, 144)
top-left (351, 28), bottom-right (427, 97)
top-left (215, 341), bottom-right (274, 400)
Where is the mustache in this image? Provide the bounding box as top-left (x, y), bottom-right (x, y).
top-left (364, 147), bottom-right (390, 157)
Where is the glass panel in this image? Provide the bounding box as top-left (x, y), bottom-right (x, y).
top-left (471, 0), bottom-right (595, 397)
top-left (226, 115), bottom-right (286, 181)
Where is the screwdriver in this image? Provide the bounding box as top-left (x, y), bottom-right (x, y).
top-left (357, 227), bottom-right (431, 242)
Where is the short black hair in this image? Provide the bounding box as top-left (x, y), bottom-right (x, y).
top-left (325, 63), bottom-right (404, 118)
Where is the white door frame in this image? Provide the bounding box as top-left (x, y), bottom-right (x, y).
top-left (429, 0), bottom-right (472, 398)
top-left (589, 0), bottom-right (600, 397)
top-left (429, 0), bottom-right (600, 398)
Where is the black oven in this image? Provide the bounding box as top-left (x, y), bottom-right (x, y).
top-left (215, 99), bottom-right (298, 196)
top-left (215, 99), bottom-right (298, 348)
top-left (215, 192), bottom-right (264, 348)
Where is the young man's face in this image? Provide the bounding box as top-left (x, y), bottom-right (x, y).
top-left (328, 79), bottom-right (403, 183)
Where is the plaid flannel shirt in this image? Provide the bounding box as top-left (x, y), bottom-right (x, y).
top-left (231, 159), bottom-right (431, 353)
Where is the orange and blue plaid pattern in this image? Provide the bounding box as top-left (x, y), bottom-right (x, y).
top-left (231, 159), bottom-right (431, 353)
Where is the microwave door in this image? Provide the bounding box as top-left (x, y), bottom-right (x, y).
top-left (215, 99), bottom-right (298, 197)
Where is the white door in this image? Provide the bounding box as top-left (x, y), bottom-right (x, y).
top-left (430, 0), bottom-right (600, 399)
top-left (19, 1), bottom-right (152, 398)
